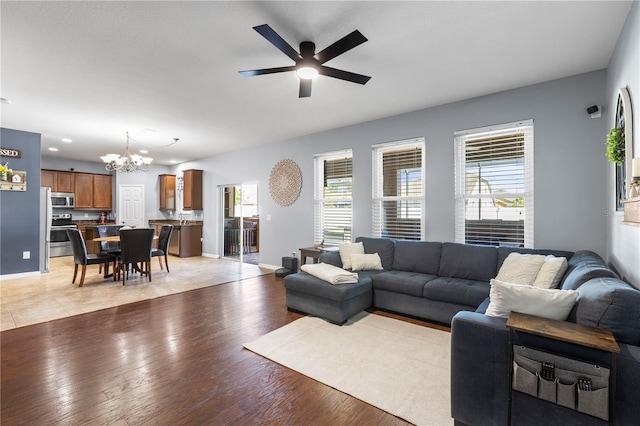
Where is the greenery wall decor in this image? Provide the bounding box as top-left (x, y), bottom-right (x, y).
top-left (606, 127), bottom-right (625, 165)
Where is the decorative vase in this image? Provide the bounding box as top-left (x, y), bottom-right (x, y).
top-left (0, 172), bottom-right (7, 181)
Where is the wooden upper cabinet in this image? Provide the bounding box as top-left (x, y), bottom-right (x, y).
top-left (74, 173), bottom-right (94, 209)
top-left (57, 171), bottom-right (75, 193)
top-left (159, 174), bottom-right (176, 210)
top-left (41, 170), bottom-right (56, 190)
top-left (183, 169), bottom-right (203, 210)
top-left (93, 174), bottom-right (112, 209)
top-left (74, 173), bottom-right (112, 210)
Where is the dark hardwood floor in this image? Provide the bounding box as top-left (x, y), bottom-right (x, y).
top-left (1, 273), bottom-right (450, 425)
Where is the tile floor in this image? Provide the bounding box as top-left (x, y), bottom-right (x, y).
top-left (1, 255), bottom-right (271, 331)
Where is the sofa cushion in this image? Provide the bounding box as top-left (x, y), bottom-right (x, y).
top-left (495, 252), bottom-right (546, 285)
top-left (350, 253), bottom-right (383, 271)
top-left (566, 250), bottom-right (607, 269)
top-left (372, 270), bottom-right (436, 297)
top-left (532, 255), bottom-right (568, 289)
top-left (560, 264), bottom-right (618, 291)
top-left (424, 277), bottom-right (491, 307)
top-left (497, 247), bottom-right (574, 270)
top-left (485, 279), bottom-right (578, 320)
top-left (355, 237), bottom-right (395, 270)
top-left (392, 240), bottom-right (442, 275)
top-left (338, 242), bottom-right (364, 270)
top-left (284, 272), bottom-right (372, 302)
top-left (575, 278), bottom-right (640, 346)
top-left (438, 242), bottom-right (498, 282)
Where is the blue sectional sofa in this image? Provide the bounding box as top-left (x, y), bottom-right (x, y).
top-left (286, 236), bottom-right (576, 325)
top-left (283, 236), bottom-right (640, 424)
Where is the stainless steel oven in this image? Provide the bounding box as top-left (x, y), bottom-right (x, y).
top-left (50, 213), bottom-right (77, 257)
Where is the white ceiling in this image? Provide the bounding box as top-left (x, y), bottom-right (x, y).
top-left (1, 1), bottom-right (632, 166)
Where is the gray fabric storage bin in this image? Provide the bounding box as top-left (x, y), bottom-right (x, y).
top-left (512, 345), bottom-right (610, 421)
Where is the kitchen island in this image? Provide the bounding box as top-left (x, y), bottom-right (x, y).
top-left (148, 220), bottom-right (203, 257)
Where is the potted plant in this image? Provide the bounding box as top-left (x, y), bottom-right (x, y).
top-left (606, 127), bottom-right (625, 165)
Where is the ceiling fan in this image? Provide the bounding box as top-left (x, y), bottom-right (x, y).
top-left (239, 24), bottom-right (371, 98)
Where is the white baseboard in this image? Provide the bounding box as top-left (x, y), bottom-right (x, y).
top-left (0, 270), bottom-right (43, 281)
top-left (258, 263), bottom-right (279, 271)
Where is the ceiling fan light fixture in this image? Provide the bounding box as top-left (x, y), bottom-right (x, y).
top-left (296, 66), bottom-right (318, 80)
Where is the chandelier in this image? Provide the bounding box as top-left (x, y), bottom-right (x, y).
top-left (100, 132), bottom-right (153, 173)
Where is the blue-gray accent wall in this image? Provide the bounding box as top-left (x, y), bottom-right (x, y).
top-left (0, 128), bottom-right (42, 275)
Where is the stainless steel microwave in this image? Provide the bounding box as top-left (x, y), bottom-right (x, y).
top-left (51, 192), bottom-right (75, 208)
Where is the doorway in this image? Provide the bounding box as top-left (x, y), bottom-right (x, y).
top-left (221, 183), bottom-right (259, 264)
top-left (118, 184), bottom-right (145, 227)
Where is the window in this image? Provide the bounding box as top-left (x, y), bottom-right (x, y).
top-left (372, 138), bottom-right (425, 240)
top-left (454, 120), bottom-right (534, 247)
top-left (314, 150), bottom-right (353, 244)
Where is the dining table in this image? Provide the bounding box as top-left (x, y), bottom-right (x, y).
top-left (92, 235), bottom-right (158, 278)
top-left (92, 235), bottom-right (159, 243)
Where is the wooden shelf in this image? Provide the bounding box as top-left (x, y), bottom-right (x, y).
top-left (506, 311), bottom-right (619, 353)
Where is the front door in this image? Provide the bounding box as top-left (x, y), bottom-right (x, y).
top-left (118, 184), bottom-right (145, 227)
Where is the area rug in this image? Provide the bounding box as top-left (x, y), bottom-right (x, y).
top-left (243, 312), bottom-right (453, 425)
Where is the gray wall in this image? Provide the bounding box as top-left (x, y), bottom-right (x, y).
top-left (185, 70), bottom-right (609, 269)
top-left (606, 0), bottom-right (640, 287)
top-left (0, 128), bottom-right (41, 274)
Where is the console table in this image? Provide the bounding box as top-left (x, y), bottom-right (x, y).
top-left (299, 246), bottom-right (339, 266)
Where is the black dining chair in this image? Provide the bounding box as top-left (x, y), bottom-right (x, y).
top-left (117, 228), bottom-right (155, 285)
top-left (97, 225), bottom-right (121, 275)
top-left (151, 225), bottom-right (173, 272)
top-left (66, 228), bottom-right (116, 287)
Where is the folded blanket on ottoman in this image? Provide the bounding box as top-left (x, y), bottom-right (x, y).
top-left (301, 263), bottom-right (359, 284)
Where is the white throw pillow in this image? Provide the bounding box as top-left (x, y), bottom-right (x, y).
top-left (338, 242), bottom-right (364, 270)
top-left (350, 253), bottom-right (383, 271)
top-left (495, 252), bottom-right (546, 285)
top-left (532, 255), bottom-right (568, 289)
top-left (485, 279), bottom-right (578, 321)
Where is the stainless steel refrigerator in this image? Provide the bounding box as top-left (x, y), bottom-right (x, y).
top-left (39, 187), bottom-right (52, 273)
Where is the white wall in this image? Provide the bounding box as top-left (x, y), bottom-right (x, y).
top-left (186, 70), bottom-right (609, 269)
top-left (606, 1), bottom-right (640, 287)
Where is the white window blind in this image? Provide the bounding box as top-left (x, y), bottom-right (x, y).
top-left (454, 120), bottom-right (534, 247)
top-left (314, 150), bottom-right (353, 244)
top-left (372, 138), bottom-right (425, 240)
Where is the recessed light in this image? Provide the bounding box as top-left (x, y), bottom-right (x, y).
top-left (170, 160), bottom-right (177, 164)
top-left (61, 138), bottom-right (72, 143)
top-left (140, 149), bottom-right (148, 154)
top-left (48, 147), bottom-right (59, 152)
top-left (0, 98), bottom-right (11, 104)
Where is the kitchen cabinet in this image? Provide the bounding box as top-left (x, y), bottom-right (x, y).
top-left (41, 170), bottom-right (75, 192)
top-left (169, 225), bottom-right (202, 257)
top-left (159, 174), bottom-right (176, 210)
top-left (57, 172), bottom-right (75, 193)
top-left (148, 220), bottom-right (202, 257)
top-left (75, 173), bottom-right (112, 210)
top-left (93, 174), bottom-right (112, 209)
top-left (183, 169), bottom-right (203, 210)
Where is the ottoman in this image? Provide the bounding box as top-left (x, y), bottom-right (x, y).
top-left (283, 272), bottom-right (373, 325)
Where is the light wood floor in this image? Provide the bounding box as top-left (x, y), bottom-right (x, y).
top-left (1, 256), bottom-right (450, 425)
top-left (1, 255), bottom-right (269, 331)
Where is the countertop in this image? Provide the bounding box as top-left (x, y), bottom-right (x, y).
top-left (148, 220), bottom-right (203, 227)
top-left (74, 221), bottom-right (118, 227)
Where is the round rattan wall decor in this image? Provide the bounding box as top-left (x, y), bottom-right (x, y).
top-left (269, 159), bottom-right (302, 207)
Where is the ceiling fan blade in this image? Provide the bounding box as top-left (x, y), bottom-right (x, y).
top-left (253, 24), bottom-right (301, 62)
top-left (239, 66), bottom-right (297, 77)
top-left (299, 79), bottom-right (312, 98)
top-left (315, 30), bottom-right (368, 64)
top-left (318, 66), bottom-right (371, 85)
